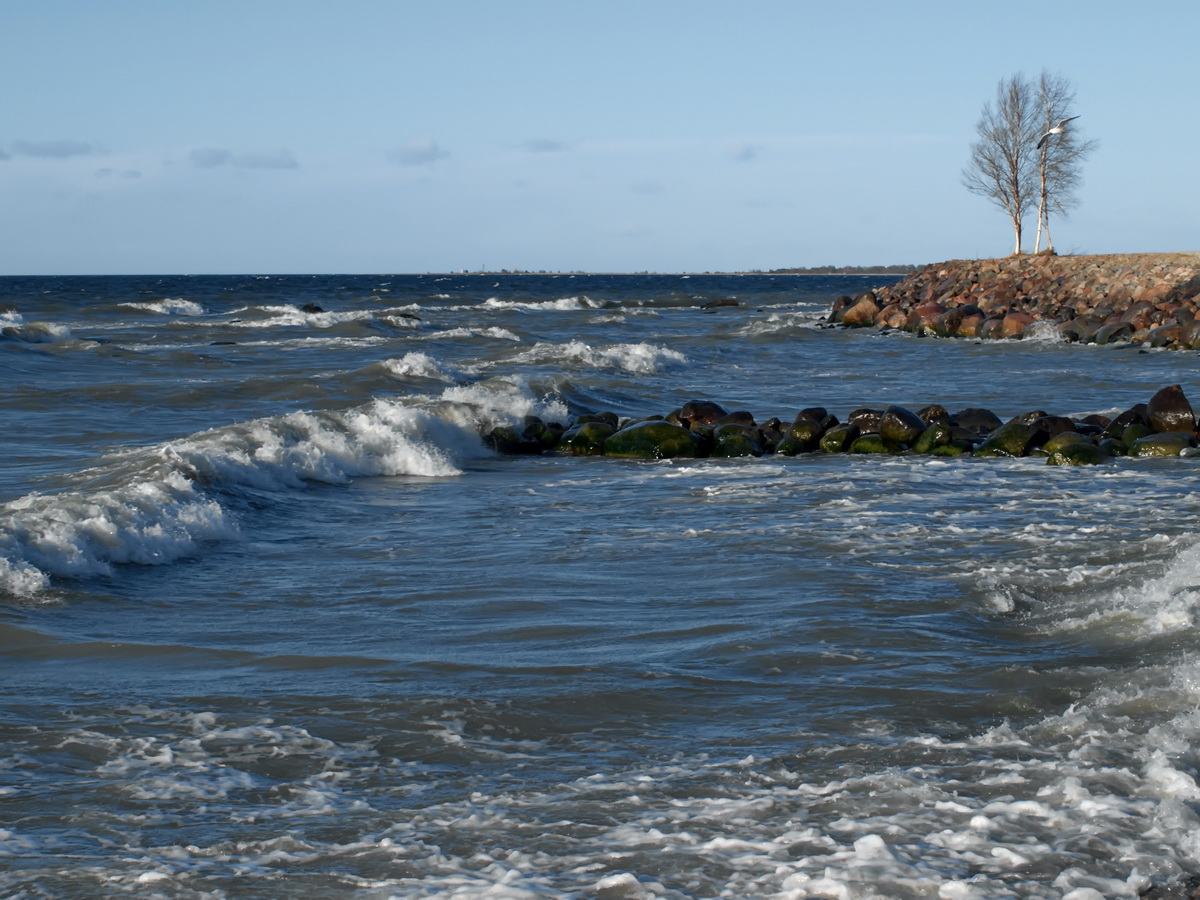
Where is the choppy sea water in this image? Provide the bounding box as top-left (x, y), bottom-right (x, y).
top-left (4, 273), bottom-right (1200, 898)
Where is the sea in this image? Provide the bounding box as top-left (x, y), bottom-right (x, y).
top-left (3, 272), bottom-right (1200, 899)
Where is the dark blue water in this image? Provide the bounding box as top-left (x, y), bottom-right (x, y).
top-left (3, 273), bottom-right (1200, 897)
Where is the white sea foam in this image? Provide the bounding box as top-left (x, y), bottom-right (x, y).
top-left (1, 320), bottom-right (73, 342)
top-left (224, 304), bottom-right (372, 329)
top-left (120, 298), bottom-right (206, 316)
top-left (1023, 319), bottom-right (1066, 343)
top-left (425, 326), bottom-right (522, 342)
top-left (734, 310), bottom-right (823, 337)
top-left (0, 397), bottom-right (502, 595)
top-left (438, 377), bottom-right (570, 430)
top-left (509, 340), bottom-right (687, 374)
top-left (381, 352), bottom-right (466, 383)
top-left (0, 467), bottom-right (235, 593)
top-left (479, 295), bottom-right (612, 311)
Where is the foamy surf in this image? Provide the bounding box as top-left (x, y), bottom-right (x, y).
top-left (509, 340), bottom-right (687, 374)
top-left (0, 382), bottom-right (567, 596)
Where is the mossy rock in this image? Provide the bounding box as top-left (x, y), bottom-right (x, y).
top-left (773, 434), bottom-right (810, 456)
top-left (912, 422), bottom-right (952, 454)
top-left (486, 424), bottom-right (553, 455)
top-left (930, 440), bottom-right (972, 457)
top-left (558, 420), bottom-right (615, 455)
top-left (1042, 431), bottom-right (1089, 455)
top-left (1097, 437), bottom-right (1127, 457)
top-left (1046, 442), bottom-right (1111, 466)
top-left (712, 432), bottom-right (762, 457)
top-left (604, 420), bottom-right (701, 459)
top-left (1129, 432), bottom-right (1197, 457)
top-left (973, 421), bottom-right (1039, 457)
top-left (878, 406), bottom-right (926, 446)
top-left (820, 423), bottom-right (860, 453)
top-left (849, 434), bottom-right (905, 454)
top-left (1122, 423), bottom-right (1152, 445)
top-left (786, 417), bottom-right (826, 451)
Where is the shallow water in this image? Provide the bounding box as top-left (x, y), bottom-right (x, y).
top-left (4, 273), bottom-right (1200, 898)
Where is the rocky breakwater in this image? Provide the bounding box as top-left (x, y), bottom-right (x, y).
top-left (828, 253), bottom-right (1200, 347)
top-left (484, 385), bottom-right (1200, 467)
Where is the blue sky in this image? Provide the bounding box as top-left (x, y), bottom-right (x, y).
top-left (2, 0), bottom-right (1194, 274)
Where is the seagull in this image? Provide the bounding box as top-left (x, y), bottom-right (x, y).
top-left (1036, 115), bottom-right (1080, 149)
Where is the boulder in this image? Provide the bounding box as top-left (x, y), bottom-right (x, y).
top-left (1103, 404), bottom-right (1149, 438)
top-left (848, 408), bottom-right (884, 434)
top-left (912, 422), bottom-right (953, 454)
top-left (1129, 432), bottom-right (1197, 457)
top-left (712, 431), bottom-right (762, 457)
top-left (840, 293), bottom-right (881, 327)
top-left (820, 423), bottom-right (860, 453)
top-left (1147, 384), bottom-right (1196, 434)
top-left (878, 406), bottom-right (927, 446)
top-left (558, 420), bottom-right (615, 455)
top-left (1094, 322), bottom-right (1134, 345)
top-left (930, 441), bottom-right (972, 457)
top-left (715, 411), bottom-right (756, 427)
top-left (1042, 431), bottom-right (1089, 455)
top-left (849, 434), bottom-right (905, 454)
top-left (917, 405), bottom-right (951, 426)
top-left (973, 421), bottom-right (1040, 457)
top-left (485, 425), bottom-right (547, 455)
top-left (782, 417), bottom-right (826, 453)
top-left (679, 400), bottom-right (728, 426)
top-left (604, 420), bottom-right (702, 459)
top-left (1031, 416), bottom-right (1077, 439)
top-left (1046, 441), bottom-right (1111, 466)
top-left (1000, 311), bottom-right (1035, 338)
top-left (952, 408), bottom-right (1003, 435)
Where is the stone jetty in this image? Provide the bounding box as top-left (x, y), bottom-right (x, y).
top-left (484, 385), bottom-right (1200, 467)
top-left (827, 253), bottom-right (1200, 347)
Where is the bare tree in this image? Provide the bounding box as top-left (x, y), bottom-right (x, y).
top-left (963, 75), bottom-right (1041, 256)
top-left (1032, 71), bottom-right (1096, 253)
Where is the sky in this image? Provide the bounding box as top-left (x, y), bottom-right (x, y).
top-left (2, 0), bottom-right (1196, 274)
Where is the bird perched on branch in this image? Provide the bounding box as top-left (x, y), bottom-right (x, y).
top-left (1036, 115), bottom-right (1080, 149)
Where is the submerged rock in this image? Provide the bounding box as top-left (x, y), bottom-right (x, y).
top-left (1130, 432), bottom-right (1197, 457)
top-left (678, 400), bottom-right (729, 426)
top-left (479, 385), bottom-right (1200, 470)
top-left (912, 422), bottom-right (953, 454)
top-left (1046, 441), bottom-right (1110, 466)
top-left (559, 420), bottom-right (615, 455)
top-left (849, 434), bottom-right (904, 454)
top-left (604, 420), bottom-right (701, 459)
top-left (973, 422), bottom-right (1040, 457)
top-left (878, 406), bottom-right (927, 446)
top-left (820, 423), bottom-right (861, 453)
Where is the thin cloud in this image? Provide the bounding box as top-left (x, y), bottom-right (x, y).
top-left (728, 141), bottom-right (762, 162)
top-left (189, 147), bottom-right (298, 169)
top-left (522, 138), bottom-right (569, 153)
top-left (95, 168), bottom-right (142, 179)
top-left (190, 147), bottom-right (233, 168)
top-left (12, 139), bottom-right (95, 159)
top-left (233, 150), bottom-right (298, 170)
top-left (388, 139), bottom-right (449, 166)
